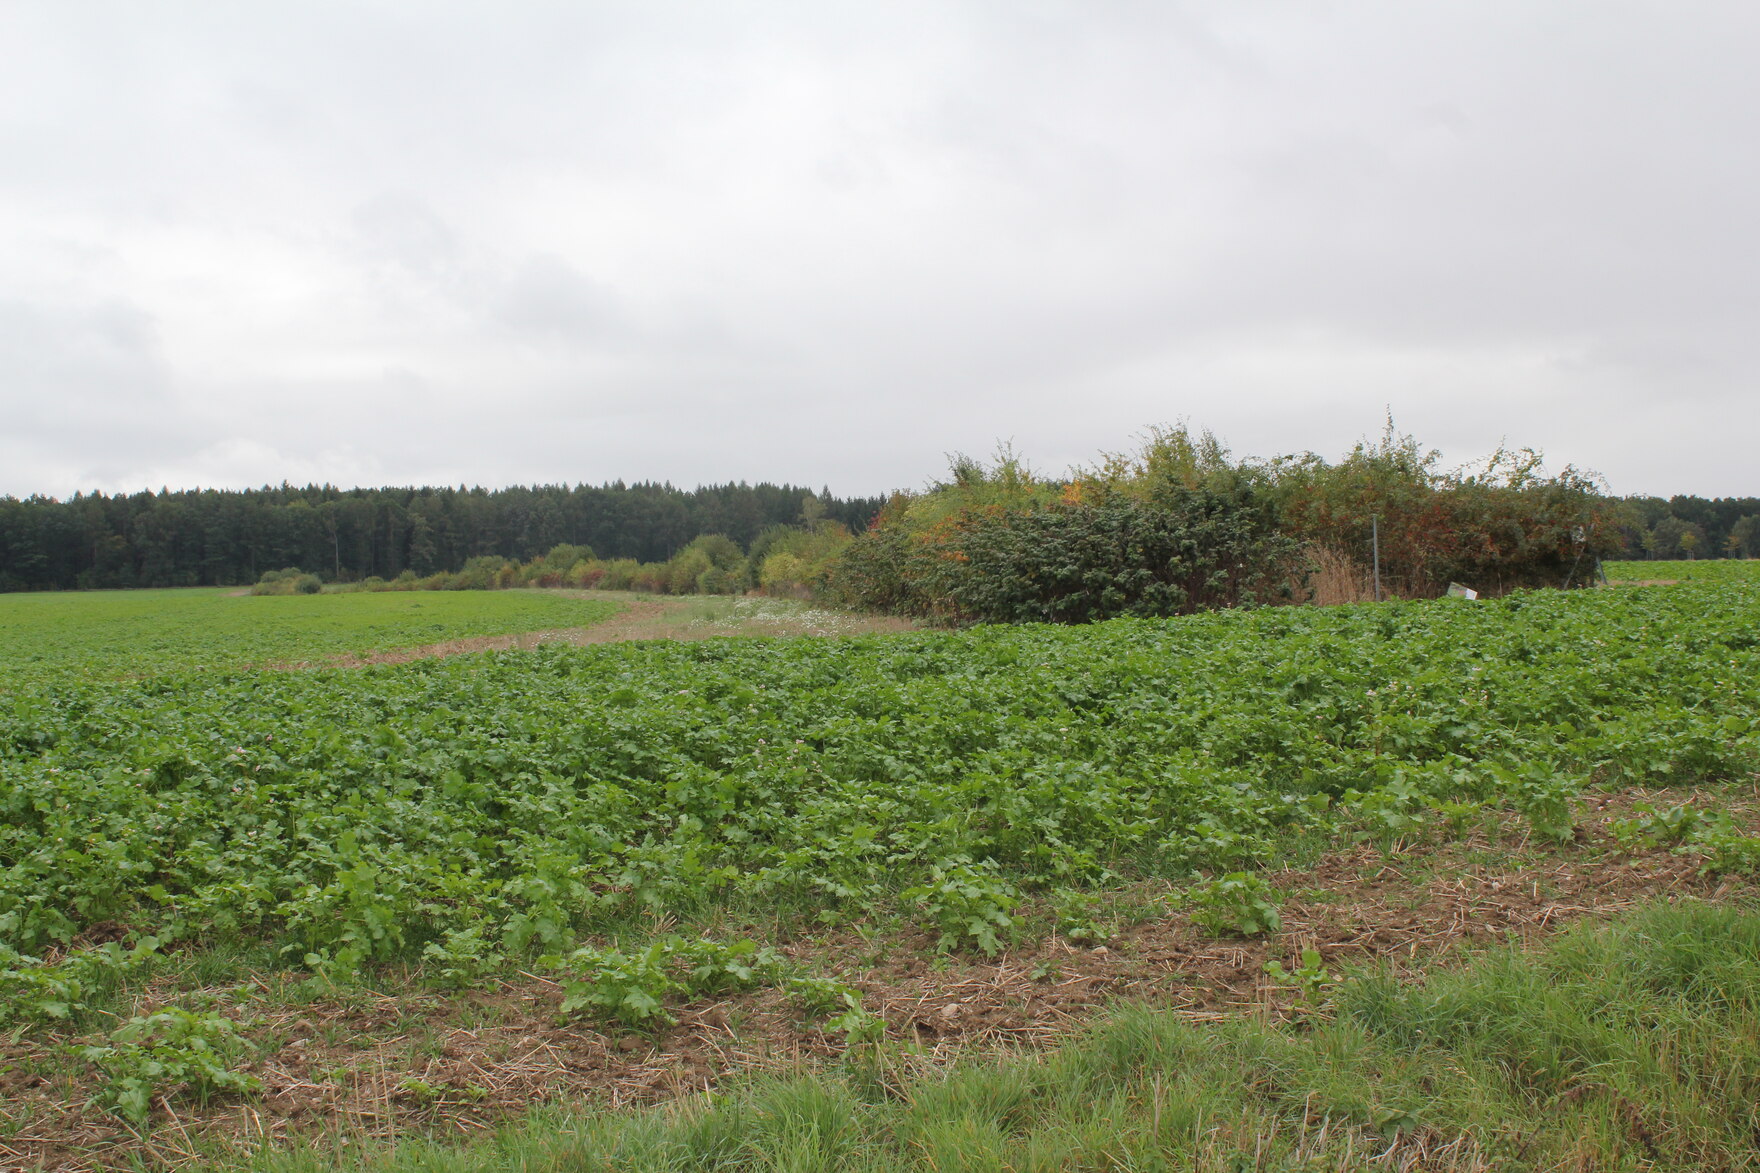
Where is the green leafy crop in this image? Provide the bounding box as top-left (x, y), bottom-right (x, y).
top-left (0, 586), bottom-right (619, 687)
top-left (1264, 948), bottom-right (1340, 1003)
top-left (1608, 802), bottom-right (1760, 876)
top-left (2, 581), bottom-right (1757, 982)
top-left (1181, 873), bottom-right (1282, 938)
top-left (0, 938), bottom-right (157, 1028)
top-left (554, 936), bottom-right (868, 1034)
top-left (79, 1007), bottom-right (260, 1124)
top-left (901, 859), bottom-right (1020, 956)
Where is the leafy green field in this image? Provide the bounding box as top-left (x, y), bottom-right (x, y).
top-left (7, 584), bottom-right (1758, 960)
top-left (0, 587), bottom-right (621, 686)
top-left (1603, 558), bottom-right (1760, 583)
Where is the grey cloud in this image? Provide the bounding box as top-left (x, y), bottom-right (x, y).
top-left (0, 298), bottom-right (171, 423)
top-left (493, 255), bottom-right (626, 343)
top-left (2, 2), bottom-right (1759, 499)
top-left (0, 297), bottom-right (215, 489)
top-left (352, 192), bottom-right (463, 278)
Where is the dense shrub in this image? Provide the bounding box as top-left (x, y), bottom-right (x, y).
top-left (336, 535), bottom-right (788, 599)
top-left (749, 522), bottom-right (853, 597)
top-left (832, 425), bottom-right (1623, 623)
top-left (830, 436), bottom-right (1300, 623)
top-left (896, 492), bottom-right (1298, 624)
top-left (1269, 429), bottom-right (1624, 595)
top-left (250, 568), bottom-right (324, 596)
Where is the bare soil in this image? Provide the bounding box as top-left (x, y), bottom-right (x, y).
top-left (244, 595), bottom-right (922, 676)
top-left (254, 594), bottom-right (920, 673)
top-left (4, 787), bottom-right (1755, 1172)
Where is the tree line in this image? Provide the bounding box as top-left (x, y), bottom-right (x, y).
top-left (0, 482), bottom-right (883, 593)
top-left (1, 441), bottom-right (1752, 601)
top-left (1614, 497), bottom-right (1760, 561)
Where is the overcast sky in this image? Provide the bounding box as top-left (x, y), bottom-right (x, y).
top-left (3, 2), bottom-right (1756, 501)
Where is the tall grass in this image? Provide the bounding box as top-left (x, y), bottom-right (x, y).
top-left (1295, 544), bottom-right (1378, 605)
top-left (238, 900), bottom-right (1760, 1173)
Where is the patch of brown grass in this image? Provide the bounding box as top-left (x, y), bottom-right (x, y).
top-left (1296, 545), bottom-right (1378, 605)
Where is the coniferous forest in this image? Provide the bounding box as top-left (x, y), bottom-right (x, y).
top-left (0, 482), bottom-right (883, 592)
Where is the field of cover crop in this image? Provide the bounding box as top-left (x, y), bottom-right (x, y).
top-left (0, 587), bottom-right (621, 686)
top-left (1603, 558), bottom-right (1760, 584)
top-left (8, 584), bottom-right (1760, 961)
top-left (5, 581), bottom-right (1760, 1170)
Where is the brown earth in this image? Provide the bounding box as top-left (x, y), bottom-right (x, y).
top-left (4, 787), bottom-right (1755, 1172)
top-left (251, 595), bottom-right (920, 673)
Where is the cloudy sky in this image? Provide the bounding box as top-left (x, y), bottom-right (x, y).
top-left (3, 2), bottom-right (1756, 501)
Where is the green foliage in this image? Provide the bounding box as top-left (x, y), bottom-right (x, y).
top-left (79, 1007), bottom-right (260, 1124)
top-left (1487, 761), bottom-right (1579, 844)
top-left (784, 974), bottom-right (881, 1042)
top-left (751, 522), bottom-right (854, 596)
top-left (1689, 818), bottom-right (1760, 876)
top-left (1340, 776), bottom-right (1431, 844)
top-left (542, 543), bottom-right (595, 570)
top-left (251, 568), bottom-right (325, 595)
top-left (831, 436), bottom-right (1298, 624)
top-left (1049, 888), bottom-right (1116, 946)
top-left (553, 936), bottom-right (867, 1032)
top-left (420, 925), bottom-right (506, 990)
top-left (555, 937), bottom-right (795, 1026)
top-left (4, 581), bottom-right (1760, 971)
top-left (0, 587), bottom-right (620, 686)
top-left (1611, 803), bottom-right (1760, 876)
top-left (901, 860), bottom-right (1019, 956)
top-left (0, 945), bottom-right (85, 1025)
top-left (1610, 802), bottom-right (1713, 848)
top-left (0, 937), bottom-right (158, 1027)
top-left (394, 1075), bottom-right (487, 1106)
top-left (1264, 948), bottom-right (1339, 1003)
top-left (0, 481), bottom-right (883, 592)
top-left (369, 526), bottom-right (860, 599)
top-left (832, 424), bottom-right (1617, 621)
top-left (558, 939), bottom-right (693, 1026)
top-left (1181, 873), bottom-right (1282, 937)
top-left (1079, 423), bottom-right (1249, 499)
top-left (1729, 516), bottom-right (1760, 559)
top-left (1604, 559), bottom-right (1760, 583)
top-left (1269, 423), bottom-right (1620, 596)
top-left (924, 492), bottom-right (1298, 624)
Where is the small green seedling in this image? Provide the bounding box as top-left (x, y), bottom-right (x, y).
top-left (1609, 802), bottom-right (1710, 848)
top-left (1180, 873), bottom-right (1282, 938)
top-left (1050, 887), bottom-right (1116, 946)
top-left (1264, 948), bottom-right (1339, 1003)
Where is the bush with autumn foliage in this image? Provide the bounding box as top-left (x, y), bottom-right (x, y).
top-left (1268, 426), bottom-right (1624, 597)
top-left (828, 424), bottom-right (1624, 624)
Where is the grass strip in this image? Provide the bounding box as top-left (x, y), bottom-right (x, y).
top-left (237, 899), bottom-right (1760, 1173)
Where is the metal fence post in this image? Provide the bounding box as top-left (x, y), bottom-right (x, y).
top-left (1372, 515), bottom-right (1382, 602)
